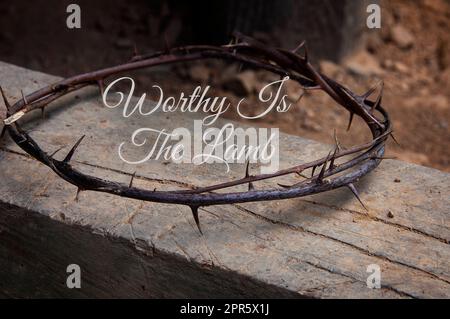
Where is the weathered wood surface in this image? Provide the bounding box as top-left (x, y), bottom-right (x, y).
top-left (0, 62), bottom-right (449, 298)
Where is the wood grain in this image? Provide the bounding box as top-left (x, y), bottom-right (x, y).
top-left (0, 62), bottom-right (448, 298)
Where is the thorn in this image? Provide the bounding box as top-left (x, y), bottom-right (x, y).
top-left (293, 41), bottom-right (308, 61)
top-left (74, 188), bottom-right (82, 201)
top-left (328, 147), bottom-right (338, 171)
top-left (278, 183), bottom-right (292, 189)
top-left (41, 106), bottom-right (45, 119)
top-left (238, 63), bottom-right (243, 73)
top-left (97, 79), bottom-right (105, 97)
top-left (333, 129), bottom-right (342, 151)
top-left (311, 165), bottom-right (317, 178)
top-left (347, 112), bottom-right (354, 131)
top-left (347, 183), bottom-right (367, 211)
top-left (129, 171), bottom-right (136, 188)
top-left (317, 152), bottom-right (331, 183)
top-left (371, 81), bottom-right (384, 113)
top-left (362, 80), bottom-right (383, 100)
top-left (49, 146), bottom-right (65, 158)
top-left (190, 206), bottom-right (203, 235)
top-left (63, 135), bottom-right (85, 163)
top-left (245, 160), bottom-right (250, 178)
top-left (390, 133), bottom-right (400, 146)
top-left (20, 90), bottom-right (28, 105)
top-left (0, 86), bottom-right (11, 112)
top-left (245, 161), bottom-right (255, 191)
top-left (292, 40), bottom-right (306, 54)
top-left (296, 171), bottom-right (308, 179)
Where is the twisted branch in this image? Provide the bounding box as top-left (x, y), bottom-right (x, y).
top-left (1, 33), bottom-right (392, 234)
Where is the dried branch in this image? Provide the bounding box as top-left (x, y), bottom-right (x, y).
top-left (1, 33), bottom-right (392, 234)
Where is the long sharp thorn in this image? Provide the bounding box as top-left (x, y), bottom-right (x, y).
top-left (371, 81), bottom-right (384, 113)
top-left (75, 188), bottom-right (82, 202)
top-left (296, 170), bottom-right (308, 179)
top-left (347, 183), bottom-right (367, 211)
top-left (0, 126), bottom-right (6, 138)
top-left (362, 86), bottom-right (377, 100)
top-left (347, 112), bottom-right (354, 131)
top-left (190, 206), bottom-right (203, 235)
top-left (63, 135), bottom-right (85, 163)
top-left (49, 146), bottom-right (64, 158)
top-left (362, 80), bottom-right (383, 100)
top-left (245, 160), bottom-right (250, 178)
top-left (390, 133), bottom-right (400, 146)
top-left (317, 152), bottom-right (331, 183)
top-left (328, 147), bottom-right (338, 171)
top-left (97, 79), bottom-right (105, 97)
top-left (278, 183), bottom-right (292, 189)
top-left (41, 107), bottom-right (45, 119)
top-left (245, 161), bottom-right (255, 190)
top-left (317, 162), bottom-right (327, 182)
top-left (0, 86), bottom-right (11, 112)
top-left (129, 171), bottom-right (136, 188)
top-left (299, 42), bottom-right (309, 61)
top-left (292, 40), bottom-right (305, 53)
top-left (311, 165), bottom-right (317, 178)
top-left (333, 129), bottom-right (342, 151)
top-left (20, 90), bottom-right (28, 105)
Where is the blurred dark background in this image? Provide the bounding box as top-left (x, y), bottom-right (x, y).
top-left (0, 0), bottom-right (371, 75)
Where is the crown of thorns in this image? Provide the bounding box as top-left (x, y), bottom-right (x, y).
top-left (1, 33), bottom-right (393, 234)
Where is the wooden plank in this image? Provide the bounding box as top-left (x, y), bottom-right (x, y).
top-left (0, 61), bottom-right (449, 298)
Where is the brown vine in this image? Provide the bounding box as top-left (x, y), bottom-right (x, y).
top-left (1, 33), bottom-right (393, 234)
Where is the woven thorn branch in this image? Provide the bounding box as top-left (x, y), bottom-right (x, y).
top-left (1, 33), bottom-right (393, 235)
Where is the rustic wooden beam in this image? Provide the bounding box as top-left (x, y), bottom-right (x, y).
top-left (0, 62), bottom-right (448, 298)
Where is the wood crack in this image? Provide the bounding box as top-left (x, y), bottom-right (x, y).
top-left (232, 204), bottom-right (450, 286)
top-left (302, 261), bottom-right (416, 299)
top-left (300, 199), bottom-right (449, 244)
